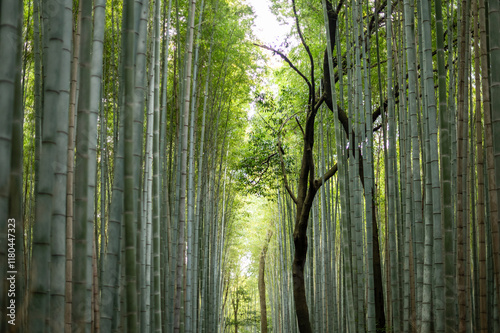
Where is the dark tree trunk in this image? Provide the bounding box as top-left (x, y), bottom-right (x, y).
top-left (292, 210), bottom-right (313, 333)
top-left (290, 121), bottom-right (319, 333)
top-left (287, 2), bottom-right (336, 332)
top-left (278, 1), bottom-right (386, 331)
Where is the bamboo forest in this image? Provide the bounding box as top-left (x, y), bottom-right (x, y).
top-left (3, 0), bottom-right (500, 331)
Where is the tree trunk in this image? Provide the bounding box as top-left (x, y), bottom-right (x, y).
top-left (292, 183), bottom-right (318, 333)
top-left (292, 234), bottom-right (312, 333)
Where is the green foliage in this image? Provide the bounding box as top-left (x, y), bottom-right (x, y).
top-left (223, 194), bottom-right (276, 332)
top-left (235, 90), bottom-right (298, 196)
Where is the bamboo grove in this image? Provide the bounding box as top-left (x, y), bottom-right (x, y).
top-left (253, 0), bottom-right (500, 331)
top-left (0, 0), bottom-right (259, 331)
top-left (2, 0), bottom-right (500, 331)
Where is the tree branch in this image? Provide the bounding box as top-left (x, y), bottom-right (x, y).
top-left (295, 116), bottom-right (305, 136)
top-left (318, 90), bottom-right (385, 137)
top-left (262, 152), bottom-right (278, 165)
top-left (254, 43), bottom-right (311, 91)
top-left (291, 0), bottom-right (315, 106)
top-left (277, 139), bottom-right (298, 204)
top-left (249, 152), bottom-right (279, 187)
top-left (336, 0), bottom-right (345, 13)
top-left (314, 162), bottom-right (338, 189)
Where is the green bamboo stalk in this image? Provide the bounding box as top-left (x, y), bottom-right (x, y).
top-left (360, 5), bottom-right (375, 331)
top-left (486, 0), bottom-right (500, 314)
top-left (100, 109), bottom-right (125, 332)
top-left (478, 0), bottom-right (495, 330)
top-left (8, 9), bottom-right (25, 329)
top-left (192, 9), bottom-right (216, 329)
top-left (159, 0), bottom-right (173, 324)
top-left (72, 0), bottom-right (98, 330)
top-left (123, 0), bottom-right (138, 329)
top-left (393, 14), bottom-right (412, 330)
top-left (352, 4), bottom-right (363, 331)
top-left (456, 1), bottom-right (471, 331)
top-left (0, 0), bottom-right (23, 330)
top-left (143, 67), bottom-right (154, 332)
top-left (89, 0), bottom-right (107, 328)
top-left (385, 1), bottom-right (401, 330)
top-left (333, 13), bottom-right (347, 333)
top-left (100, 1), bottom-right (126, 328)
top-left (312, 199), bottom-right (319, 331)
top-left (352, 3), bottom-right (365, 332)
top-left (151, 0), bottom-right (162, 330)
top-left (185, 1), bottom-right (205, 330)
top-left (319, 103), bottom-right (329, 333)
top-left (173, 0), bottom-right (197, 329)
top-left (33, 0), bottom-right (41, 214)
top-left (420, 0), bottom-right (445, 329)
top-left (99, 84), bottom-right (106, 301)
top-left (402, 0), bottom-right (424, 329)
top-left (478, 0), bottom-right (500, 325)
top-left (322, 3), bottom-right (355, 329)
top-left (27, 0), bottom-right (72, 330)
top-left (434, 0), bottom-right (456, 327)
top-left (473, 0), bottom-right (488, 322)
top-left (132, 0), bottom-right (148, 322)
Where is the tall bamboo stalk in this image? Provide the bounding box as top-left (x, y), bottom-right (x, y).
top-left (0, 0), bottom-right (24, 330)
top-left (486, 0), bottom-right (500, 315)
top-left (123, 0), bottom-right (138, 330)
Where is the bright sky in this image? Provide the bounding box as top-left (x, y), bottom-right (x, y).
top-left (243, 0), bottom-right (294, 118)
top-left (245, 0), bottom-right (291, 47)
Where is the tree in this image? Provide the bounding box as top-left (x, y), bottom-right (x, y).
top-left (256, 1), bottom-right (387, 330)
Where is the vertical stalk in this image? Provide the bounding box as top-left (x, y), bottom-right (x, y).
top-left (65, 5), bottom-right (81, 328)
top-left (123, 0), bottom-right (138, 330)
top-left (1, 0), bottom-right (24, 330)
top-left (486, 0), bottom-right (500, 314)
top-left (173, 0), bottom-right (197, 329)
